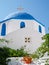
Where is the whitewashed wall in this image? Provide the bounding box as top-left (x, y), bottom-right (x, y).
top-left (4, 27), bottom-right (43, 53)
top-left (0, 19), bottom-right (45, 53)
top-left (6, 19), bottom-right (45, 36)
top-left (33, 20), bottom-right (45, 35)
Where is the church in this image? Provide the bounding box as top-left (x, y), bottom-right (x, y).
top-left (0, 12), bottom-right (45, 53)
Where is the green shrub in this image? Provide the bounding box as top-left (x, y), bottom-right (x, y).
top-left (0, 47), bottom-right (8, 65)
top-left (0, 46), bottom-right (29, 65)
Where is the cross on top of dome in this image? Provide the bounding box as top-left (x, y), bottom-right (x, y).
top-left (17, 7), bottom-right (24, 11)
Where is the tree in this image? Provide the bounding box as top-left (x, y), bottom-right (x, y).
top-left (42, 33), bottom-right (49, 55)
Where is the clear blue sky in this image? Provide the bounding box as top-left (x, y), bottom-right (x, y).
top-left (0, 0), bottom-right (49, 33)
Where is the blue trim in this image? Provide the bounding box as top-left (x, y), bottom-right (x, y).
top-left (39, 25), bottom-right (42, 33)
top-left (1, 23), bottom-right (6, 36)
top-left (0, 12), bottom-right (45, 27)
top-left (34, 19), bottom-right (45, 26)
top-left (0, 18), bottom-right (12, 23)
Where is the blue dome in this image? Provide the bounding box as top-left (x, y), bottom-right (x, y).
top-left (0, 12), bottom-right (45, 26)
top-left (8, 12), bottom-right (35, 20)
top-left (0, 12), bottom-right (35, 23)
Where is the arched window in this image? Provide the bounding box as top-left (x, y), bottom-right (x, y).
top-left (1, 23), bottom-right (6, 36)
top-left (20, 22), bottom-right (25, 28)
top-left (39, 25), bottom-right (42, 33)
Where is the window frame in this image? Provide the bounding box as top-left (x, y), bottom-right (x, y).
top-left (20, 22), bottom-right (25, 28)
top-left (39, 25), bottom-right (42, 33)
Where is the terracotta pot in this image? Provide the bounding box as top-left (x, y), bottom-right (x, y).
top-left (23, 56), bottom-right (32, 64)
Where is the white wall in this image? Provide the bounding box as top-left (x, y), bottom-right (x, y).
top-left (6, 19), bottom-right (27, 34)
top-left (0, 19), bottom-right (45, 53)
top-left (3, 27), bottom-right (43, 53)
top-left (6, 19), bottom-right (45, 36)
top-left (33, 20), bottom-right (45, 35)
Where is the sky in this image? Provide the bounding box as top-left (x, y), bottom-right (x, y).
top-left (0, 0), bottom-right (49, 33)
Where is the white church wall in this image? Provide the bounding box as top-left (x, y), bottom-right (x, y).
top-left (6, 19), bottom-right (20, 34)
top-left (0, 12), bottom-right (46, 54)
top-left (4, 27), bottom-right (43, 53)
top-left (0, 19), bottom-right (45, 37)
top-left (23, 20), bottom-right (34, 29)
top-left (41, 26), bottom-right (45, 35)
top-left (6, 19), bottom-right (27, 34)
top-left (32, 20), bottom-right (39, 32)
top-left (33, 20), bottom-right (45, 36)
top-left (0, 18), bottom-right (45, 53)
top-left (6, 19), bottom-right (42, 35)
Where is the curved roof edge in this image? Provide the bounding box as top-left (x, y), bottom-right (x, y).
top-left (0, 18), bottom-right (45, 27)
top-left (34, 19), bottom-right (45, 27)
top-left (0, 12), bottom-right (45, 27)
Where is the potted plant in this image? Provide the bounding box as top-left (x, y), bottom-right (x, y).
top-left (21, 56), bottom-right (32, 64)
